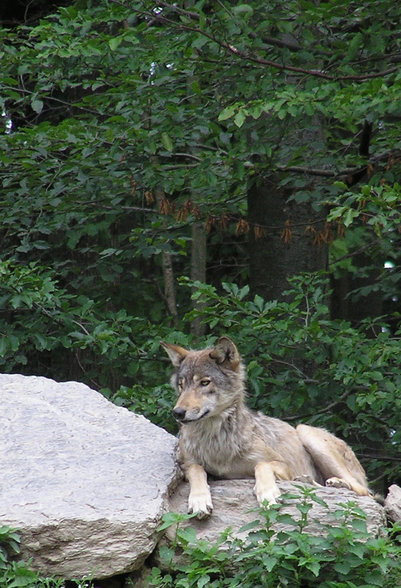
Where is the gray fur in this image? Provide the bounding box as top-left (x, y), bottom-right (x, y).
top-left (161, 337), bottom-right (370, 518)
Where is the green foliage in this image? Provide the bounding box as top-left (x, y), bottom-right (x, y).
top-left (105, 384), bottom-right (178, 434)
top-left (151, 490), bottom-right (401, 587)
top-left (327, 183), bottom-right (401, 236)
top-left (0, 259), bottom-right (179, 389)
top-left (1, 0), bottom-right (400, 277)
top-left (327, 182), bottom-right (401, 302)
top-left (1, 0), bottom-right (401, 395)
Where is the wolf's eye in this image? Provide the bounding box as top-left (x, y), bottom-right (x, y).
top-left (200, 379), bottom-right (211, 387)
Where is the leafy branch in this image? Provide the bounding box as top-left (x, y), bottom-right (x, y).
top-left (147, 5), bottom-right (398, 82)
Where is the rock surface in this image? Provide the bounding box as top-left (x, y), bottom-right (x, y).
top-left (166, 479), bottom-right (386, 545)
top-left (384, 484), bottom-right (401, 523)
top-left (0, 374), bottom-right (180, 579)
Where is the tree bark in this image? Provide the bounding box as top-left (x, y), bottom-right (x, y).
top-left (155, 189), bottom-right (179, 325)
top-left (161, 248), bottom-right (179, 324)
top-left (330, 253), bottom-right (383, 330)
top-left (248, 177), bottom-right (328, 301)
top-left (190, 222), bottom-right (207, 337)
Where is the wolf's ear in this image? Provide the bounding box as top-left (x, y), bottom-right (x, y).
top-left (210, 337), bottom-right (241, 371)
top-left (160, 341), bottom-right (189, 367)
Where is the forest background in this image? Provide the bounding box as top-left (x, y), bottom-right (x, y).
top-left (1, 0), bottom-right (401, 497)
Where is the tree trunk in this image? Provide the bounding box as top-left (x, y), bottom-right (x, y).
top-left (330, 253), bottom-right (383, 330)
top-left (248, 177), bottom-right (328, 301)
top-left (190, 222), bottom-right (207, 337)
top-left (155, 189), bottom-right (179, 326)
top-left (161, 248), bottom-right (179, 324)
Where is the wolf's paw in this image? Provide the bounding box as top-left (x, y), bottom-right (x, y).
top-left (325, 477), bottom-right (351, 490)
top-left (188, 491), bottom-right (213, 519)
top-left (254, 484), bottom-right (281, 507)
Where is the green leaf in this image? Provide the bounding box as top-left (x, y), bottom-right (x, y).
top-left (0, 338), bottom-right (7, 356)
top-left (234, 110), bottom-right (246, 128)
top-left (334, 560), bottom-right (351, 575)
top-left (238, 519), bottom-right (261, 533)
top-left (31, 99), bottom-right (43, 114)
top-left (218, 105), bottom-right (236, 121)
top-left (197, 575), bottom-right (211, 588)
top-left (262, 555), bottom-right (278, 572)
top-left (232, 4), bottom-right (254, 16)
top-left (253, 294), bottom-right (265, 311)
top-left (176, 525), bottom-right (197, 544)
top-left (161, 132), bottom-right (174, 152)
top-left (109, 36), bottom-right (123, 51)
top-left (306, 560), bottom-right (321, 576)
top-left (158, 544), bottom-right (175, 566)
top-left (343, 208), bottom-right (359, 227)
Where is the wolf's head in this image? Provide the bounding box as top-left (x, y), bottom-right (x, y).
top-left (161, 337), bottom-right (246, 424)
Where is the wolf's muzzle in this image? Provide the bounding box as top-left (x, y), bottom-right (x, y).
top-left (173, 407), bottom-right (210, 422)
top-left (173, 407), bottom-right (186, 421)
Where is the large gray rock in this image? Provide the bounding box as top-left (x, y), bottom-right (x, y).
top-left (0, 374), bottom-right (180, 580)
top-left (165, 479), bottom-right (386, 545)
top-left (384, 484), bottom-right (401, 523)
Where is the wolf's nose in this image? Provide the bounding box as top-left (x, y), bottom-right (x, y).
top-left (173, 407), bottom-right (186, 421)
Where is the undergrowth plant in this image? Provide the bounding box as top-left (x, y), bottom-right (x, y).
top-left (151, 488), bottom-right (401, 588)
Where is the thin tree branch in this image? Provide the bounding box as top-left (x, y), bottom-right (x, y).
top-left (175, 152), bottom-right (202, 161)
top-left (359, 453), bottom-right (401, 463)
top-left (149, 10), bottom-right (398, 82)
top-left (158, 1), bottom-right (300, 52)
top-left (328, 239), bottom-right (382, 267)
top-left (277, 149), bottom-right (399, 179)
top-left (285, 388), bottom-right (354, 421)
top-left (276, 165), bottom-right (336, 177)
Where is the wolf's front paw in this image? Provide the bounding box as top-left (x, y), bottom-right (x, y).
top-left (254, 484), bottom-right (281, 506)
top-left (188, 491), bottom-right (213, 519)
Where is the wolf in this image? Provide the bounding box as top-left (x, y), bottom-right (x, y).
top-left (161, 336), bottom-right (371, 519)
